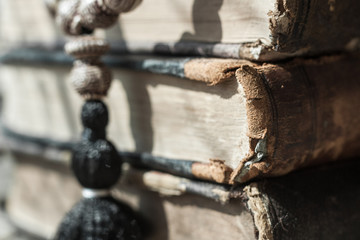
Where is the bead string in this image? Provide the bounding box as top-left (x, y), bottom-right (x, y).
top-left (46, 2), bottom-right (144, 238)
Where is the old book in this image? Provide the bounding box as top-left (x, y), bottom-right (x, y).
top-left (1, 0), bottom-right (360, 60)
top-left (6, 151), bottom-right (360, 239)
top-left (1, 50), bottom-right (360, 184)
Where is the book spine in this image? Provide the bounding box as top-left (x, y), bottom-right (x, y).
top-left (232, 55), bottom-right (360, 182)
top-left (269, 0), bottom-right (360, 56)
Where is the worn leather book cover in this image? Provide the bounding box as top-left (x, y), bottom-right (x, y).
top-left (232, 55), bottom-right (360, 182)
top-left (1, 50), bottom-right (360, 184)
top-left (1, 0), bottom-right (360, 60)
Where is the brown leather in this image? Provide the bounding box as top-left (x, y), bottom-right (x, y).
top-left (232, 54), bottom-right (360, 182)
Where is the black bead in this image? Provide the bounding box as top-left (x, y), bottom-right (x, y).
top-left (54, 196), bottom-right (143, 240)
top-left (81, 100), bottom-right (109, 131)
top-left (72, 139), bottom-right (122, 189)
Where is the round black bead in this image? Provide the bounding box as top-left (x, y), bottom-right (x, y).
top-left (54, 196), bottom-right (142, 240)
top-left (81, 100), bottom-right (109, 131)
top-left (72, 139), bottom-right (121, 189)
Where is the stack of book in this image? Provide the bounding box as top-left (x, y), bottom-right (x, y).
top-left (1, 0), bottom-right (360, 239)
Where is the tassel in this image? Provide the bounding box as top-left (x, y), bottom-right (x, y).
top-left (55, 196), bottom-right (142, 239)
top-left (53, 36), bottom-right (143, 239)
top-left (44, 1), bottom-right (146, 237)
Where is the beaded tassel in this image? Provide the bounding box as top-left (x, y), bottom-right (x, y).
top-left (45, 0), bottom-right (144, 237)
top-left (54, 36), bottom-right (142, 240)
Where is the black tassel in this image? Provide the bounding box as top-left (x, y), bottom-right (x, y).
top-left (54, 100), bottom-right (143, 239)
top-left (54, 197), bottom-right (142, 240)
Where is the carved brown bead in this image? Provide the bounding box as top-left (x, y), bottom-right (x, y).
top-left (70, 61), bottom-right (112, 99)
top-left (65, 36), bottom-right (109, 59)
top-left (56, 0), bottom-right (83, 35)
top-left (77, 0), bottom-right (119, 31)
top-left (65, 37), bottom-right (111, 99)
